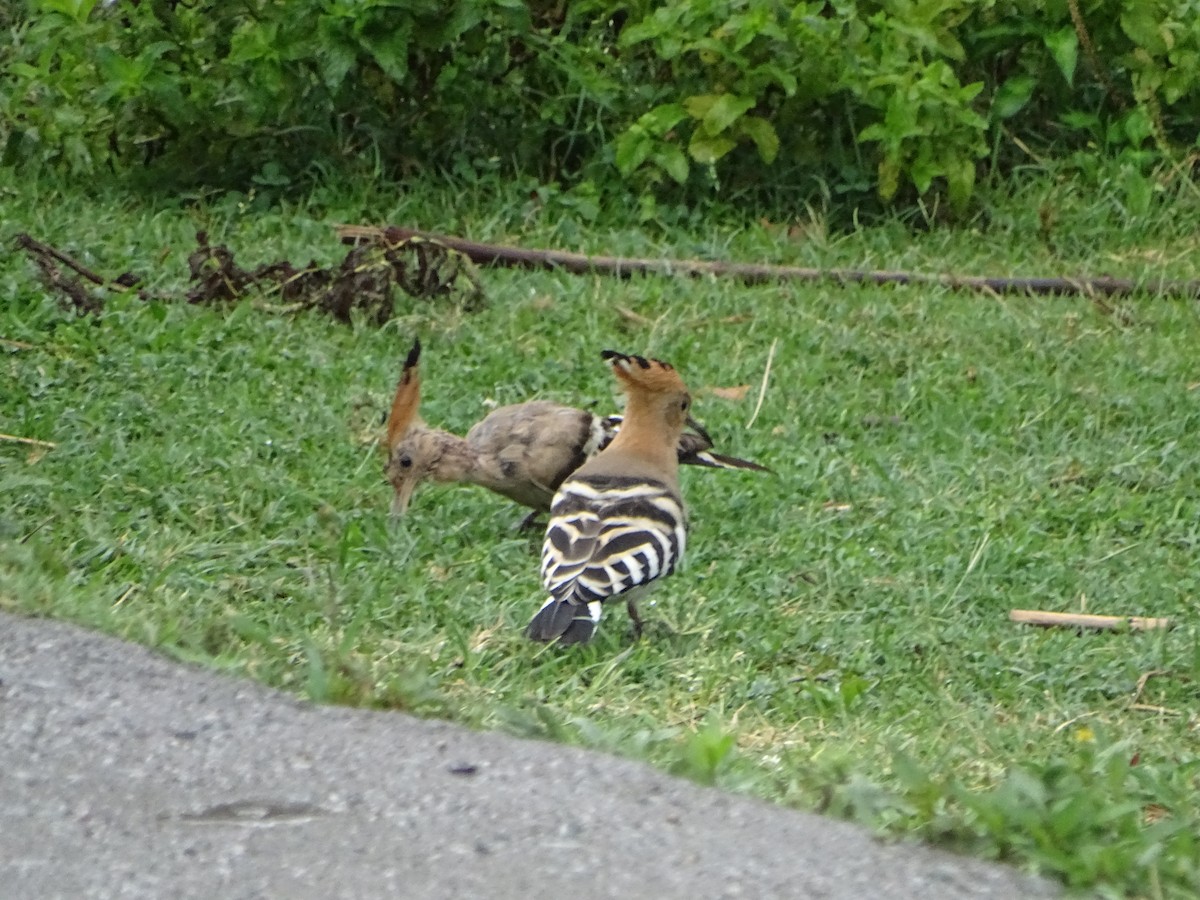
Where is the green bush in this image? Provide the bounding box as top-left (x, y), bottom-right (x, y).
top-left (3, 0), bottom-right (1200, 209)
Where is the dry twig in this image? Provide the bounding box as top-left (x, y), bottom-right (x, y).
top-left (0, 433), bottom-right (57, 449)
top-left (1133, 669), bottom-right (1169, 703)
top-left (746, 338), bottom-right (777, 430)
top-left (1009, 609), bottom-right (1172, 631)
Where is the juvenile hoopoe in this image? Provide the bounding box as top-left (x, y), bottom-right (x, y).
top-left (526, 350), bottom-right (692, 645)
top-left (384, 339), bottom-right (767, 523)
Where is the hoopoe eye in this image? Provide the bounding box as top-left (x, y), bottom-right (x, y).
top-left (398, 453), bottom-right (413, 469)
top-left (680, 397), bottom-right (691, 412)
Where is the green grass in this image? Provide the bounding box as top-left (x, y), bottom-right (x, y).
top-left (3, 169), bottom-right (1200, 897)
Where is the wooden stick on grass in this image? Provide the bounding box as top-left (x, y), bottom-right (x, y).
top-left (334, 224), bottom-right (1200, 299)
top-left (15, 233), bottom-right (111, 287)
top-left (1010, 609), bottom-right (1172, 631)
top-left (0, 433), bottom-right (57, 449)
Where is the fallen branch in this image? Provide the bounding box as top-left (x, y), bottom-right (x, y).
top-left (15, 233), bottom-right (110, 287)
top-left (0, 433), bottom-right (57, 449)
top-left (15, 233), bottom-right (141, 291)
top-left (14, 231), bottom-right (483, 323)
top-left (16, 234), bottom-right (105, 315)
top-left (335, 224), bottom-right (1200, 299)
top-left (1010, 609), bottom-right (1173, 631)
top-left (13, 232), bottom-right (166, 314)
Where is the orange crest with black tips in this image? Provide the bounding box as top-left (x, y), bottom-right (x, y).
top-left (600, 349), bottom-right (689, 395)
top-left (386, 338), bottom-right (422, 450)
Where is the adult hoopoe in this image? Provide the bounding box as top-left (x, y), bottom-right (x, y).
top-left (384, 340), bottom-right (767, 524)
top-left (526, 350), bottom-right (692, 645)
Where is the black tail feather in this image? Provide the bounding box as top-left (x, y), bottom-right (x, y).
top-left (526, 598), bottom-right (599, 644)
top-left (555, 617), bottom-right (598, 645)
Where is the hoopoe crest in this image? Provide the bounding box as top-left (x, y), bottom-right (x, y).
top-left (384, 338), bottom-right (437, 516)
top-left (527, 351), bottom-right (692, 645)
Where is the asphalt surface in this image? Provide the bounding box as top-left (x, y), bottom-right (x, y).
top-left (0, 611), bottom-right (1060, 899)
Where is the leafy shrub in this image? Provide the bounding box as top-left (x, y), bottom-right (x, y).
top-left (2, 0), bottom-right (615, 185)
top-left (3, 0), bottom-right (1200, 209)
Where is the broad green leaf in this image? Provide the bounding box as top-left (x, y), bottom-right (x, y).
top-left (877, 156), bottom-right (900, 200)
top-left (946, 157), bottom-right (976, 211)
top-left (619, 16), bottom-right (670, 49)
top-left (737, 115), bottom-right (779, 164)
top-left (883, 94), bottom-right (919, 141)
top-left (992, 74), bottom-right (1036, 119)
top-left (1120, 106), bottom-right (1153, 146)
top-left (858, 123), bottom-right (889, 143)
top-left (139, 42), bottom-right (175, 64)
top-left (358, 25), bottom-right (411, 82)
top-left (614, 129), bottom-right (652, 174)
top-left (1060, 110), bottom-right (1100, 130)
top-left (228, 23), bottom-right (278, 65)
top-left (1043, 27), bottom-right (1079, 86)
top-left (699, 93), bottom-right (756, 135)
top-left (760, 64), bottom-right (798, 96)
top-left (958, 80), bottom-right (986, 103)
top-left (638, 103), bottom-right (689, 136)
top-left (636, 194), bottom-right (658, 223)
top-left (97, 47), bottom-right (140, 84)
top-left (910, 147), bottom-right (937, 194)
top-left (1123, 167), bottom-right (1154, 216)
top-left (487, 0), bottom-right (530, 34)
top-left (688, 131), bottom-right (736, 164)
top-left (683, 94), bottom-right (718, 121)
top-left (654, 144), bottom-right (690, 184)
top-left (317, 15), bottom-right (357, 90)
top-left (320, 44), bottom-right (356, 92)
top-left (1162, 51), bottom-right (1198, 103)
top-left (39, 0), bottom-right (98, 23)
top-left (1120, 9), bottom-right (1167, 55)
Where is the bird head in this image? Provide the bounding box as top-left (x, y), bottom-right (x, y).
top-left (384, 338), bottom-right (435, 516)
top-left (600, 350), bottom-right (693, 435)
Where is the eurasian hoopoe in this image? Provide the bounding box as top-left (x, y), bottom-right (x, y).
top-left (384, 340), bottom-right (767, 523)
top-left (526, 350), bottom-right (692, 645)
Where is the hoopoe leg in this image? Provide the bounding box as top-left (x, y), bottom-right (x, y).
top-left (626, 597), bottom-right (644, 640)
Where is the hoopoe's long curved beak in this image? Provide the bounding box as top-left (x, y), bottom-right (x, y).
top-left (684, 414), bottom-right (714, 446)
top-left (390, 478), bottom-right (419, 518)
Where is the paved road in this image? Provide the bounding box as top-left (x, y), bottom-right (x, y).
top-left (0, 612), bottom-right (1059, 899)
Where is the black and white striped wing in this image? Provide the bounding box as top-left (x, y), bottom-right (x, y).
top-left (526, 475), bottom-right (685, 643)
top-left (595, 415), bottom-right (623, 455)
